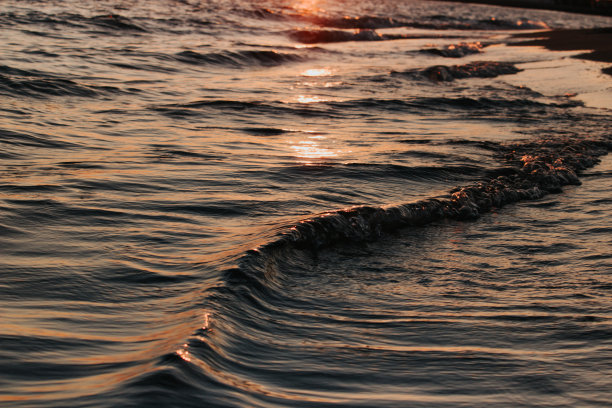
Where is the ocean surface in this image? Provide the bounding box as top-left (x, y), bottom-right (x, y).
top-left (1, 0), bottom-right (611, 406)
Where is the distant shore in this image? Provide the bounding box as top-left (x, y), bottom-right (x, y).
top-left (434, 0), bottom-right (612, 16)
top-left (511, 27), bottom-right (612, 76)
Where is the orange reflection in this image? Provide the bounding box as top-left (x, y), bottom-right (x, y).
top-left (177, 343), bottom-right (192, 362)
top-left (293, 0), bottom-right (323, 14)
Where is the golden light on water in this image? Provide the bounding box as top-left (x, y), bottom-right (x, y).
top-left (290, 135), bottom-right (339, 161)
top-left (177, 344), bottom-right (192, 362)
top-left (292, 0), bottom-right (322, 14)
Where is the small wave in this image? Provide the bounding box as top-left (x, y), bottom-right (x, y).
top-left (0, 65), bottom-right (45, 77)
top-left (274, 162), bottom-right (486, 184)
top-left (421, 42), bottom-right (486, 58)
top-left (288, 29), bottom-right (455, 44)
top-left (0, 64), bottom-right (121, 98)
top-left (240, 127), bottom-right (290, 136)
top-left (306, 15), bottom-right (404, 29)
top-left (149, 144), bottom-right (224, 162)
top-left (0, 128), bottom-right (74, 149)
top-left (151, 99), bottom-right (342, 119)
top-left (152, 95), bottom-right (580, 121)
top-left (0, 11), bottom-right (84, 28)
top-left (328, 96), bottom-right (579, 115)
top-left (0, 11), bottom-right (148, 33)
top-left (88, 14), bottom-right (147, 32)
top-left (477, 17), bottom-right (549, 30)
top-left (99, 264), bottom-right (191, 284)
top-left (174, 49), bottom-right (306, 67)
top-left (295, 13), bottom-right (547, 31)
top-left (228, 136), bottom-right (610, 287)
top-left (411, 16), bottom-right (549, 31)
top-left (0, 75), bottom-right (98, 97)
top-left (58, 161), bottom-right (104, 169)
top-left (236, 7), bottom-right (290, 21)
top-left (288, 29), bottom-right (383, 44)
top-left (21, 48), bottom-right (60, 58)
top-left (397, 61), bottom-right (521, 82)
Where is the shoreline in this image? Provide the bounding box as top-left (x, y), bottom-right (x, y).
top-left (510, 27), bottom-right (612, 76)
top-left (434, 0), bottom-right (612, 17)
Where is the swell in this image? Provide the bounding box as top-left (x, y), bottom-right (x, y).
top-left (0, 65), bottom-right (122, 98)
top-left (151, 95), bottom-right (578, 120)
top-left (288, 29), bottom-right (461, 44)
top-left (1, 8), bottom-right (549, 40)
top-left (395, 61), bottom-right (522, 82)
top-left (173, 49), bottom-right (307, 68)
top-left (226, 135), bottom-right (611, 286)
top-left (0, 11), bottom-right (146, 32)
top-left (283, 12), bottom-right (549, 31)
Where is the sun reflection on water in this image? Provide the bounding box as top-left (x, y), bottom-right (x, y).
top-left (290, 134), bottom-right (339, 163)
top-left (301, 68), bottom-right (333, 77)
top-left (296, 95), bottom-right (329, 103)
top-left (292, 0), bottom-right (323, 14)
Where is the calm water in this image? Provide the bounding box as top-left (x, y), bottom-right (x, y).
top-left (1, 0), bottom-right (611, 406)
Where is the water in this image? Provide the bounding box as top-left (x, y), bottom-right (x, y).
top-left (0, 0), bottom-right (611, 406)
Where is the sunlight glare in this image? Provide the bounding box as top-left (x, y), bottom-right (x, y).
top-left (296, 95), bottom-right (328, 103)
top-left (290, 135), bottom-right (338, 161)
top-left (301, 68), bottom-right (332, 77)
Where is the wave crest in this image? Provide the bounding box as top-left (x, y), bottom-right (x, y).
top-left (233, 136), bottom-right (610, 280)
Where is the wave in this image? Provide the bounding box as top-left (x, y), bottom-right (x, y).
top-left (288, 12), bottom-right (548, 31)
top-left (0, 11), bottom-right (147, 32)
top-left (409, 16), bottom-right (549, 31)
top-left (174, 49), bottom-right (307, 68)
top-left (88, 14), bottom-right (147, 32)
top-left (226, 135), bottom-right (610, 286)
top-left (395, 61), bottom-right (522, 82)
top-left (421, 42), bottom-right (486, 58)
top-left (305, 15), bottom-right (405, 29)
top-left (288, 29), bottom-right (457, 44)
top-left (288, 29), bottom-right (384, 44)
top-left (0, 128), bottom-right (75, 149)
top-left (235, 7), bottom-right (291, 21)
top-left (151, 99), bottom-right (345, 119)
top-left (151, 95), bottom-right (581, 121)
top-left (0, 64), bottom-right (122, 98)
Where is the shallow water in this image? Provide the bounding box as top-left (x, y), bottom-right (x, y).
top-left (0, 0), bottom-right (611, 406)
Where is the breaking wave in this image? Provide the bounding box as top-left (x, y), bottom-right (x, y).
top-left (227, 135), bottom-right (611, 287)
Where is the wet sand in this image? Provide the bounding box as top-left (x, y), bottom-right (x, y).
top-left (511, 27), bottom-right (612, 76)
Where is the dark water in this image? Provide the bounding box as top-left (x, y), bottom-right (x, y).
top-left (1, 0), bottom-right (611, 406)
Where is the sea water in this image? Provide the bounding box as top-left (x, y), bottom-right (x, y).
top-left (0, 0), bottom-right (611, 406)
